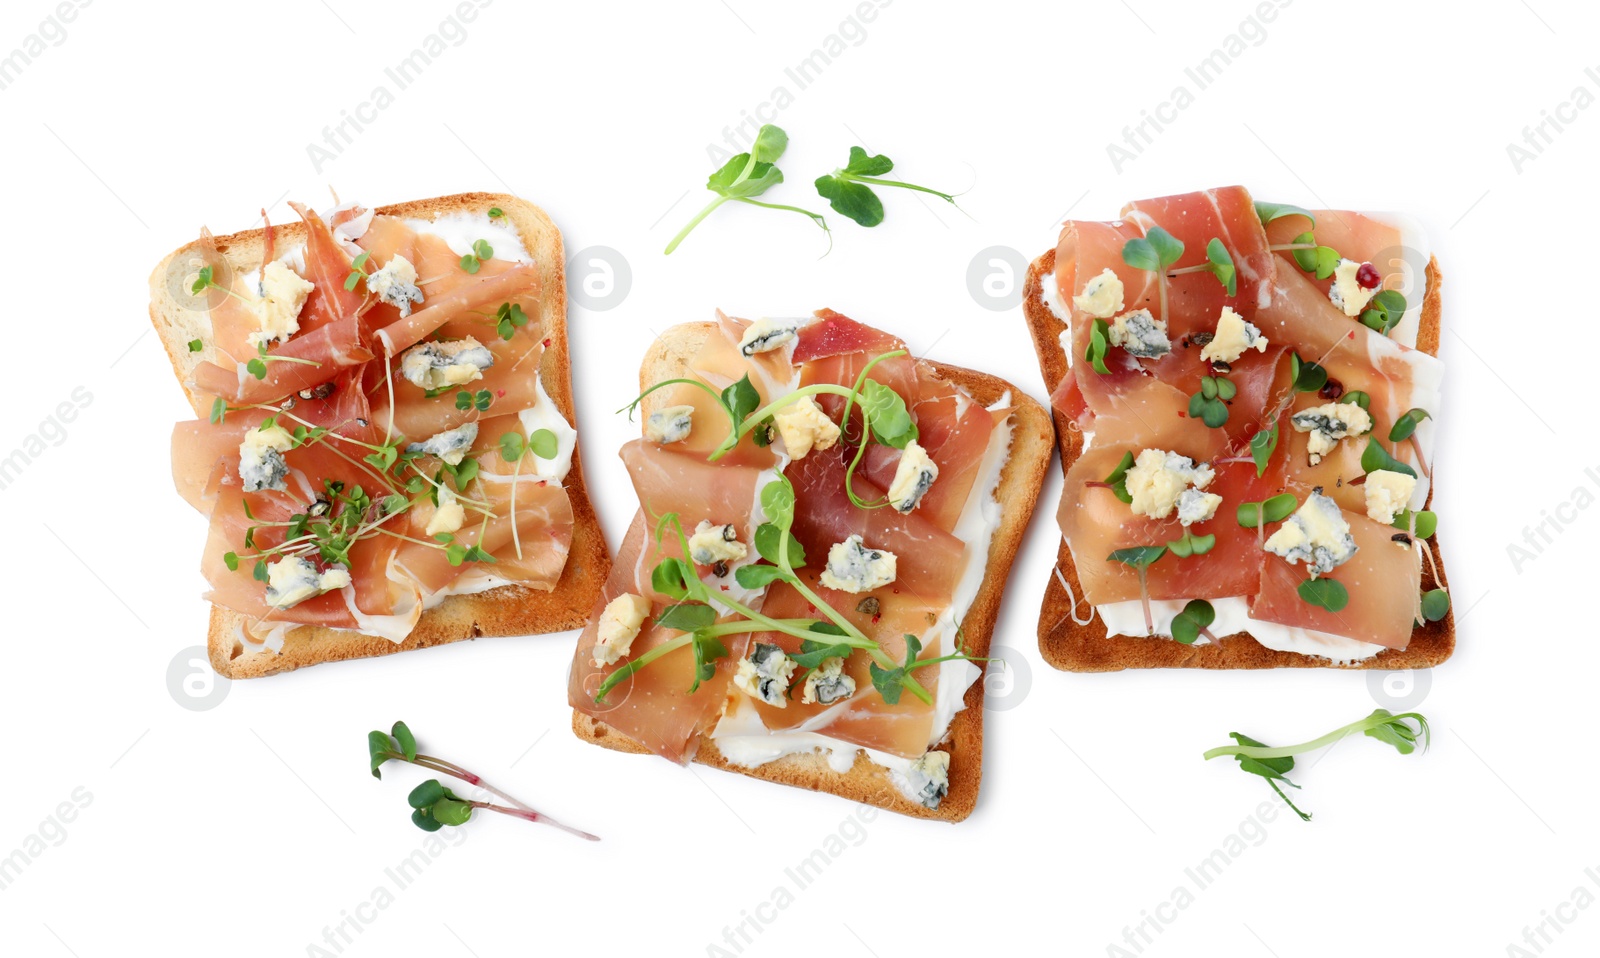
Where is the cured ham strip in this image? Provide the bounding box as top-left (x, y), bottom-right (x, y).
top-left (568, 514), bottom-right (750, 764)
top-left (288, 201), bottom-right (367, 335)
top-left (374, 264), bottom-right (539, 356)
top-left (1121, 185), bottom-right (1276, 312)
top-left (192, 313), bottom-right (373, 405)
top-left (1248, 508), bottom-right (1420, 650)
top-left (393, 481), bottom-right (572, 594)
top-left (793, 309), bottom-right (904, 363)
top-left (372, 337), bottom-right (546, 442)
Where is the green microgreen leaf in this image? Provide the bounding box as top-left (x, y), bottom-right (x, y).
top-left (1170, 599), bottom-right (1215, 645)
top-left (1167, 530), bottom-right (1217, 558)
top-left (722, 374), bottom-right (760, 426)
top-left (1237, 492), bottom-right (1298, 528)
top-left (528, 428), bottom-right (559, 459)
top-left (1249, 422), bottom-right (1279, 477)
top-left (1297, 577), bottom-right (1349, 612)
top-left (487, 207), bottom-right (505, 219)
top-left (391, 721), bottom-right (417, 761)
top-left (1361, 438), bottom-right (1416, 478)
top-left (495, 302), bottom-right (530, 340)
top-left (753, 522), bottom-right (805, 568)
top-left (1393, 509), bottom-right (1438, 540)
top-left (655, 602), bottom-right (717, 633)
top-left (1254, 202), bottom-right (1316, 228)
top-left (1421, 589), bottom-right (1450, 622)
top-left (1293, 357), bottom-right (1329, 393)
top-left (1122, 226), bottom-right (1185, 272)
top-left (1084, 318), bottom-right (1112, 375)
top-left (1340, 390), bottom-right (1371, 410)
top-left (859, 378), bottom-right (917, 448)
top-left (1108, 545), bottom-right (1166, 569)
top-left (814, 146), bottom-right (955, 228)
top-left (1204, 238), bottom-right (1238, 297)
top-left (368, 729), bottom-right (394, 779)
top-left (1289, 232), bottom-right (1340, 279)
top-left (499, 431), bottom-right (526, 462)
top-left (1389, 408), bottom-right (1431, 442)
top-left (1103, 451), bottom-right (1135, 504)
top-left (187, 338), bottom-right (203, 352)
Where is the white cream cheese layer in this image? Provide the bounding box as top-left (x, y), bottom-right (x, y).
top-left (710, 394), bottom-right (1015, 789)
top-left (516, 379), bottom-right (578, 484)
top-left (406, 212), bottom-right (533, 264)
top-left (1096, 596), bottom-right (1385, 664)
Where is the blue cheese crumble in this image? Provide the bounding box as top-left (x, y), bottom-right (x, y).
top-left (1073, 268), bottom-right (1125, 319)
top-left (896, 750), bottom-right (951, 809)
top-left (399, 337), bottom-right (496, 390)
top-left (887, 440), bottom-right (939, 514)
top-left (1107, 308), bottom-right (1171, 359)
top-left (238, 422), bottom-right (296, 493)
top-left (734, 642), bottom-right (797, 707)
top-left (1200, 307), bottom-right (1269, 364)
top-left (818, 535), bottom-right (897, 594)
top-left (366, 253), bottom-right (424, 318)
top-left (773, 395), bottom-right (841, 460)
top-left (1125, 449), bottom-right (1216, 520)
top-left (1264, 490), bottom-right (1358, 576)
top-left (263, 556), bottom-right (350, 610)
top-left (406, 421), bottom-right (478, 466)
top-left (593, 593), bottom-right (651, 667)
top-left (644, 404), bottom-right (695, 444)
top-left (737, 318), bottom-right (799, 357)
top-left (800, 656), bottom-right (856, 706)
top-left (1290, 402), bottom-right (1373, 465)
top-left (1177, 487), bottom-right (1223, 526)
top-left (688, 521), bottom-right (748, 567)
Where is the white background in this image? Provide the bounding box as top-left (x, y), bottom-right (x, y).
top-left (0, 0), bottom-right (1592, 955)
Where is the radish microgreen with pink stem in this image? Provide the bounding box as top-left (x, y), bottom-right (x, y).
top-left (1169, 599), bottom-right (1215, 645)
top-left (1297, 576), bottom-right (1349, 612)
top-left (1167, 238), bottom-right (1237, 296)
top-left (1204, 709), bottom-right (1430, 822)
top-left (368, 721), bottom-right (598, 841)
top-left (1107, 545), bottom-right (1167, 635)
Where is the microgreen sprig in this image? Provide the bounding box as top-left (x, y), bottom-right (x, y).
top-left (1361, 290), bottom-right (1408, 336)
top-left (1084, 318), bottom-right (1112, 375)
top-left (1122, 226), bottom-right (1184, 322)
top-left (1107, 545), bottom-right (1167, 635)
top-left (344, 251), bottom-right (372, 292)
top-left (1287, 231), bottom-right (1340, 279)
top-left (494, 302), bottom-right (529, 340)
top-left (666, 125), bottom-right (829, 255)
top-left (1247, 422), bottom-right (1279, 477)
top-left (1203, 709), bottom-right (1430, 822)
top-left (1166, 237), bottom-right (1237, 297)
top-left (813, 146), bottom-right (958, 228)
top-left (189, 265), bottom-right (250, 305)
top-left (1188, 374), bottom-right (1235, 428)
top-left (1254, 202), bottom-right (1315, 228)
top-left (459, 238), bottom-right (494, 274)
top-left (1170, 599), bottom-right (1216, 645)
top-left (456, 389), bottom-right (493, 412)
top-left (1297, 577), bottom-right (1349, 612)
top-left (368, 721), bottom-right (598, 840)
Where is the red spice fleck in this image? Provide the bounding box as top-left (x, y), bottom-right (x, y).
top-left (543, 338), bottom-right (552, 347)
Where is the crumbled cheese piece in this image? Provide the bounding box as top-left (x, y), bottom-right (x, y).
top-left (263, 556), bottom-right (349, 609)
top-left (592, 593), bottom-right (651, 667)
top-left (688, 521), bottom-right (748, 567)
top-left (773, 395), bottom-right (841, 460)
top-left (1364, 469), bottom-right (1417, 526)
top-left (1124, 449), bottom-right (1215, 520)
top-left (406, 422), bottom-right (478, 466)
top-left (733, 642), bottom-right (796, 707)
top-left (887, 440), bottom-right (939, 514)
top-left (1200, 307), bottom-right (1269, 364)
top-left (366, 254), bottom-right (424, 318)
top-left (1290, 402), bottom-right (1373, 465)
top-left (737, 317), bottom-right (799, 357)
top-left (399, 337), bottom-right (496, 390)
top-left (1264, 491), bottom-right (1358, 576)
top-left (1177, 487), bottom-right (1223, 527)
top-left (238, 423), bottom-right (296, 493)
top-left (818, 535), bottom-right (897, 594)
top-left (800, 656), bottom-right (856, 706)
top-left (1107, 308), bottom-right (1171, 359)
top-left (1328, 259), bottom-right (1379, 317)
top-left (425, 488), bottom-right (465, 537)
top-left (1073, 267), bottom-right (1125, 319)
top-left (644, 404), bottom-right (694, 444)
top-left (901, 751), bottom-right (951, 809)
top-left (246, 261), bottom-right (316, 348)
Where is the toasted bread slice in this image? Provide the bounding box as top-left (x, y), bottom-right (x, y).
top-left (1022, 247), bottom-right (1453, 672)
top-left (571, 321), bottom-right (1055, 821)
top-left (149, 193), bottom-right (608, 678)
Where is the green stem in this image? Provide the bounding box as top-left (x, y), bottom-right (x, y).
top-left (707, 384), bottom-right (855, 461)
top-left (732, 197), bottom-right (828, 224)
top-left (595, 632), bottom-right (694, 702)
top-left (841, 174), bottom-right (955, 203)
top-left (664, 196), bottom-right (728, 255)
top-left (1202, 711), bottom-right (1425, 761)
top-left (700, 618), bottom-right (825, 639)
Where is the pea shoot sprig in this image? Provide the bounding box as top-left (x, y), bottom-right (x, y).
top-left (813, 146), bottom-right (959, 227)
top-left (1204, 709), bottom-right (1430, 822)
top-left (368, 721), bottom-right (598, 841)
top-left (621, 350), bottom-right (919, 511)
top-left (666, 124), bottom-right (830, 255)
top-left (595, 475), bottom-right (961, 708)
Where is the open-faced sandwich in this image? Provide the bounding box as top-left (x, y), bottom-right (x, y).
top-left (567, 311), bottom-right (1052, 820)
top-left (1022, 186), bottom-right (1452, 670)
top-left (151, 192), bottom-right (608, 678)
